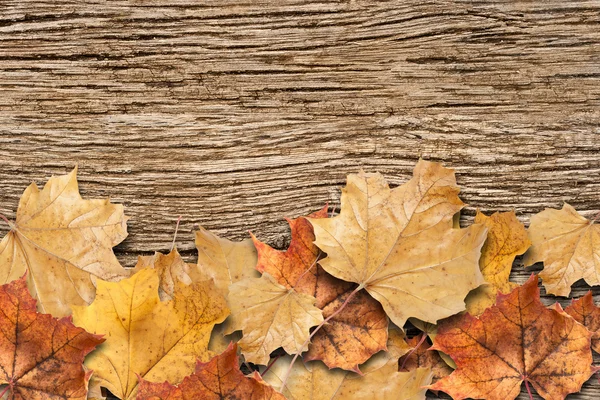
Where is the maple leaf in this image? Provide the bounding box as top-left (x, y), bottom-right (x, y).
top-left (226, 273), bottom-right (323, 365)
top-left (263, 328), bottom-right (432, 399)
top-left (71, 268), bottom-right (229, 400)
top-left (196, 226), bottom-right (259, 298)
top-left (0, 167), bottom-right (128, 317)
top-left (429, 275), bottom-right (594, 400)
top-left (465, 210), bottom-right (531, 315)
top-left (136, 343), bottom-right (285, 400)
top-left (307, 160), bottom-right (488, 327)
top-left (0, 275), bottom-right (104, 399)
top-left (132, 247), bottom-right (200, 301)
top-left (398, 334), bottom-right (452, 385)
top-left (523, 203), bottom-right (600, 296)
top-left (251, 206), bottom-right (388, 372)
top-left (565, 291), bottom-right (600, 353)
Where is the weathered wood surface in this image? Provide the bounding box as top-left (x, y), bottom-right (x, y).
top-left (0, 0), bottom-right (599, 398)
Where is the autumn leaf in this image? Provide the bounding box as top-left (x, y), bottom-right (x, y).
top-left (251, 206), bottom-right (388, 372)
top-left (0, 168), bottom-right (128, 317)
top-left (465, 210), bottom-right (531, 315)
top-left (196, 226), bottom-right (259, 298)
top-left (307, 160), bottom-right (488, 327)
top-left (0, 275), bottom-right (104, 399)
top-left (226, 273), bottom-right (323, 365)
top-left (398, 334), bottom-right (452, 385)
top-left (565, 291), bottom-right (600, 353)
top-left (263, 328), bottom-right (431, 400)
top-left (72, 268), bottom-right (229, 400)
top-left (523, 203), bottom-right (600, 296)
top-left (429, 275), bottom-right (594, 400)
top-left (136, 343), bottom-right (285, 400)
top-left (132, 247), bottom-right (196, 301)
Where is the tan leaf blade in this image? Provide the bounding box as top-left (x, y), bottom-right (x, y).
top-left (227, 273), bottom-right (324, 365)
top-left (263, 329), bottom-right (431, 400)
top-left (133, 247), bottom-right (193, 301)
top-left (0, 275), bottom-right (104, 399)
top-left (136, 343), bottom-right (285, 400)
top-left (565, 291), bottom-right (600, 353)
top-left (252, 206), bottom-right (388, 372)
top-left (524, 203), bottom-right (600, 296)
top-left (195, 227), bottom-right (259, 298)
top-left (465, 210), bottom-right (531, 315)
top-left (429, 275), bottom-right (594, 400)
top-left (0, 167), bottom-right (128, 316)
top-left (308, 160), bottom-right (487, 326)
top-left (72, 268), bottom-right (229, 400)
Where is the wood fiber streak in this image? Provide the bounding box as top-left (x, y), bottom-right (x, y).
top-left (0, 1), bottom-right (598, 398)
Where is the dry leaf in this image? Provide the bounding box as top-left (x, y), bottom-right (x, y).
top-left (136, 343), bottom-right (285, 400)
top-left (398, 334), bottom-right (452, 385)
top-left (0, 167), bottom-right (128, 316)
top-left (308, 160), bottom-right (487, 327)
top-left (263, 329), bottom-right (431, 400)
top-left (0, 275), bottom-right (104, 399)
top-left (133, 247), bottom-right (193, 301)
top-left (196, 227), bottom-right (259, 297)
top-left (465, 210), bottom-right (531, 315)
top-left (408, 319), bottom-right (457, 370)
top-left (523, 203), bottom-right (600, 296)
top-left (72, 268), bottom-right (229, 400)
top-left (252, 206), bottom-right (388, 372)
top-left (429, 275), bottom-right (594, 400)
top-left (226, 273), bottom-right (323, 365)
top-left (565, 291), bottom-right (600, 353)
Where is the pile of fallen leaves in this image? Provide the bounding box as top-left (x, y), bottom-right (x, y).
top-left (0, 160), bottom-right (599, 400)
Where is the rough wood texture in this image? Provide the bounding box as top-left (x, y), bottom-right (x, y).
top-left (0, 0), bottom-right (599, 398)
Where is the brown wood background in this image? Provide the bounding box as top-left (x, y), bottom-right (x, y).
top-left (0, 0), bottom-right (599, 398)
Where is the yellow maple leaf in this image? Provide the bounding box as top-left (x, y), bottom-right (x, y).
top-left (72, 268), bottom-right (229, 400)
top-left (524, 203), bottom-right (600, 296)
top-left (0, 167), bottom-right (128, 317)
top-left (226, 273), bottom-right (323, 365)
top-left (465, 210), bottom-right (531, 315)
top-left (263, 328), bottom-right (431, 400)
top-left (307, 160), bottom-right (488, 327)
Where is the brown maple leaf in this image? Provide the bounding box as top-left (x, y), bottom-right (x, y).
top-left (565, 291), bottom-right (600, 353)
top-left (307, 160), bottom-right (488, 327)
top-left (523, 203), bottom-right (600, 296)
top-left (0, 167), bottom-right (128, 317)
top-left (72, 268), bottom-right (229, 400)
top-left (251, 206), bottom-right (388, 372)
top-left (398, 334), bottom-right (452, 385)
top-left (0, 275), bottom-right (104, 399)
top-left (429, 275), bottom-right (594, 400)
top-left (136, 343), bottom-right (285, 400)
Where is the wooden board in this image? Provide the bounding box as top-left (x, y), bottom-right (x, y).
top-left (0, 0), bottom-right (599, 398)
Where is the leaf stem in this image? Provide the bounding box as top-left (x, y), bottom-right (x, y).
top-left (0, 213), bottom-right (14, 230)
top-left (261, 354), bottom-right (281, 377)
top-left (524, 379), bottom-right (534, 400)
top-left (293, 251), bottom-right (321, 288)
top-left (170, 215), bottom-right (182, 252)
top-left (399, 333), bottom-right (427, 370)
top-left (279, 284), bottom-right (362, 392)
top-left (0, 384), bottom-right (10, 399)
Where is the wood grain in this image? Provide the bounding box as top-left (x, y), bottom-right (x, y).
top-left (0, 0), bottom-right (599, 398)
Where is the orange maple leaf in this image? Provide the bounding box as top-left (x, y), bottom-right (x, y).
top-left (0, 275), bottom-right (104, 399)
top-left (429, 275), bottom-right (594, 400)
top-left (136, 343), bottom-right (285, 400)
top-left (565, 291), bottom-right (600, 354)
top-left (251, 206), bottom-right (388, 372)
top-left (398, 333), bottom-right (452, 385)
